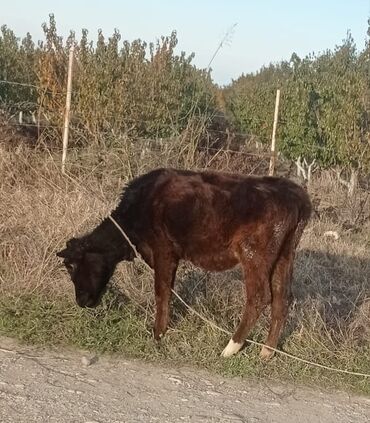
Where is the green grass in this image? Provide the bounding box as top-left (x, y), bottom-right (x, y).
top-left (1, 292), bottom-right (369, 396)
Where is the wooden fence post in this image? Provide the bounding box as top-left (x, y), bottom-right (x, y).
top-left (268, 89), bottom-right (280, 176)
top-left (62, 46), bottom-right (74, 174)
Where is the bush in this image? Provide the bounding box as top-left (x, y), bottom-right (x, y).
top-left (0, 15), bottom-right (216, 145)
top-left (225, 28), bottom-right (370, 173)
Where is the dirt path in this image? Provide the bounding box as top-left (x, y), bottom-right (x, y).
top-left (0, 337), bottom-right (369, 423)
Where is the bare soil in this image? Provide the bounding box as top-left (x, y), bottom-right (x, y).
top-left (0, 337), bottom-right (369, 423)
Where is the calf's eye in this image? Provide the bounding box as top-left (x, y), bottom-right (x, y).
top-left (65, 262), bottom-right (76, 273)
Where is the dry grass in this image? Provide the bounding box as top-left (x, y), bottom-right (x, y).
top-left (0, 140), bottom-right (369, 394)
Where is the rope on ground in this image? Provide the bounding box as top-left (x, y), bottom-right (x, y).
top-left (107, 213), bottom-right (370, 378)
top-left (171, 290), bottom-right (370, 378)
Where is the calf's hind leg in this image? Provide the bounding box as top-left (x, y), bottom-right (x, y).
top-left (222, 252), bottom-right (271, 357)
top-left (260, 233), bottom-right (296, 360)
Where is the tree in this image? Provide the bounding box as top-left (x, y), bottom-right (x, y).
top-left (224, 27), bottom-right (370, 187)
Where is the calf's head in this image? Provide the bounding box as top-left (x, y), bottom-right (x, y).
top-left (56, 238), bottom-right (116, 308)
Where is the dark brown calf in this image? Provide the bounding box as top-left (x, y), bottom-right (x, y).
top-left (57, 168), bottom-right (311, 358)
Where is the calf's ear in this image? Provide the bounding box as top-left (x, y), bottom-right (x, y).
top-left (56, 249), bottom-right (68, 258)
top-left (56, 237), bottom-right (84, 260)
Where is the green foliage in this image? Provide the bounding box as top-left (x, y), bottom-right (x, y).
top-left (0, 15), bottom-right (216, 142)
top-left (226, 31), bottom-right (370, 171)
top-left (0, 25), bottom-right (38, 107)
top-left (71, 28), bottom-right (214, 139)
top-left (225, 63), bottom-right (289, 140)
top-left (2, 14), bottom-right (369, 170)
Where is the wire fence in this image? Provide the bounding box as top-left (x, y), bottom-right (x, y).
top-left (0, 70), bottom-right (282, 179)
top-left (0, 79), bottom-right (40, 90)
top-left (1, 120), bottom-right (275, 175)
top-left (0, 77), bottom-right (276, 127)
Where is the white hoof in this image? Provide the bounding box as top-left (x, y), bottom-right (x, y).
top-left (221, 339), bottom-right (243, 357)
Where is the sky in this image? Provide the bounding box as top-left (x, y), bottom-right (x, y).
top-left (2, 1), bottom-right (369, 85)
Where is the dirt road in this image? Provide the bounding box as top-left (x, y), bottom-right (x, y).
top-left (0, 337), bottom-right (369, 423)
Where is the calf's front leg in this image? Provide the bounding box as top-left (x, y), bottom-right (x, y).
top-left (153, 254), bottom-right (178, 340)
